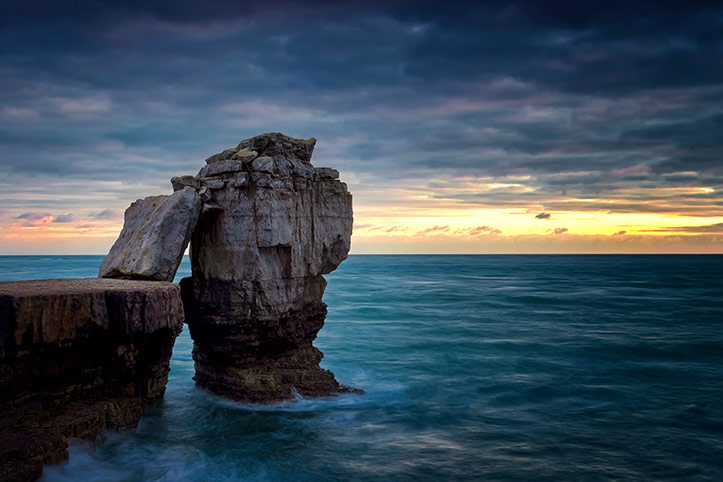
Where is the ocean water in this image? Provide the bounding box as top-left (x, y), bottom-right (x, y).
top-left (1, 255), bottom-right (722, 481)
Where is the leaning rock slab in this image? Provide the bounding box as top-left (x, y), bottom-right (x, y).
top-left (0, 278), bottom-right (184, 481)
top-left (99, 187), bottom-right (201, 281)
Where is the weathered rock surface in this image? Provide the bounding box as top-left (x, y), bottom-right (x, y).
top-left (97, 132), bottom-right (355, 402)
top-left (178, 132), bottom-right (356, 402)
top-left (0, 278), bottom-right (184, 481)
top-left (99, 187), bottom-right (201, 282)
top-left (203, 132), bottom-right (316, 165)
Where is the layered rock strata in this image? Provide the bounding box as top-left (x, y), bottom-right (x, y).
top-left (0, 278), bottom-right (184, 481)
top-left (175, 133), bottom-right (355, 402)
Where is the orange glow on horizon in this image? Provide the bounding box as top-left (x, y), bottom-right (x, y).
top-left (1, 172), bottom-right (722, 255)
top-left (2, 202), bottom-right (722, 255)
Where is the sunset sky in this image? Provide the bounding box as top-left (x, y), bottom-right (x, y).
top-left (1, 1), bottom-right (722, 254)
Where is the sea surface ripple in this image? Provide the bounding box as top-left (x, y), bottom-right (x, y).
top-left (1, 255), bottom-right (722, 481)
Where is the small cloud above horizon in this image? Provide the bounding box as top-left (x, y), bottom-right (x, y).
top-left (641, 223), bottom-right (723, 234)
top-left (88, 209), bottom-right (116, 220)
top-left (467, 225), bottom-right (502, 236)
top-left (17, 212), bottom-right (48, 220)
top-left (15, 212), bottom-right (54, 227)
top-left (53, 213), bottom-right (74, 223)
top-left (535, 213), bottom-right (552, 220)
top-left (418, 225), bottom-right (451, 235)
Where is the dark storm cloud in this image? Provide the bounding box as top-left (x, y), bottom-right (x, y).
top-left (1, 0), bottom-right (722, 217)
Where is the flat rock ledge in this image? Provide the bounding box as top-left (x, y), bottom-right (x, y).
top-left (0, 278), bottom-right (184, 481)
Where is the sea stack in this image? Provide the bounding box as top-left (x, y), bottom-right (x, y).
top-left (99, 132), bottom-right (355, 402)
top-left (175, 133), bottom-right (355, 402)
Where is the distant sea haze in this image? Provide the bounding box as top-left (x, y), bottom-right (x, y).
top-left (1, 254), bottom-right (722, 480)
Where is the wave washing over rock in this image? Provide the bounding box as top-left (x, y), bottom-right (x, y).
top-left (0, 133), bottom-right (355, 480)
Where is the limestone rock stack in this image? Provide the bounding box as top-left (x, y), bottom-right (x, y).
top-left (176, 133), bottom-right (355, 402)
top-left (99, 132), bottom-right (355, 402)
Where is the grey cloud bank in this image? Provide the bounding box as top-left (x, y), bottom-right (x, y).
top-left (1, 0), bottom-right (722, 240)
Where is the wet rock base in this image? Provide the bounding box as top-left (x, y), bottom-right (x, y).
top-left (182, 279), bottom-right (361, 403)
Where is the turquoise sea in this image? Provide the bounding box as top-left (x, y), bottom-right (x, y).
top-left (1, 255), bottom-right (722, 481)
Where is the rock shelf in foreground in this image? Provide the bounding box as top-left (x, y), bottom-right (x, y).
top-left (0, 278), bottom-right (184, 481)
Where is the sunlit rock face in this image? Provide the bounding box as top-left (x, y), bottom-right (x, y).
top-left (0, 279), bottom-right (184, 481)
top-left (176, 133), bottom-right (356, 403)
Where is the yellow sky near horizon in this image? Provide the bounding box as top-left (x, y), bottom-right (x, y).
top-left (2, 181), bottom-right (722, 255)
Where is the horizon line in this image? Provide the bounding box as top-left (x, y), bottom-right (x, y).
top-left (1, 253), bottom-right (722, 257)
